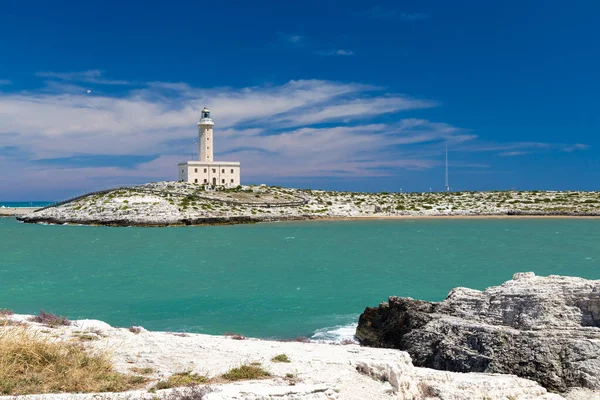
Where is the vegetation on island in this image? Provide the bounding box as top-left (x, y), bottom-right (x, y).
top-left (20, 181), bottom-right (600, 226)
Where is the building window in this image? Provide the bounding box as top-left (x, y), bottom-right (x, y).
top-left (194, 168), bottom-right (198, 173)
top-left (204, 168), bottom-right (207, 173)
top-left (222, 179), bottom-right (225, 184)
top-left (222, 169), bottom-right (225, 173)
top-left (204, 179), bottom-right (207, 183)
top-left (212, 168), bottom-right (216, 173)
top-left (181, 169), bottom-right (184, 173)
top-left (230, 169), bottom-right (234, 173)
top-left (230, 179), bottom-right (234, 183)
top-left (194, 178), bottom-right (198, 183)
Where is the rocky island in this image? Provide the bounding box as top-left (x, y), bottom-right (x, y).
top-left (356, 272), bottom-right (600, 396)
top-left (16, 182), bottom-right (600, 226)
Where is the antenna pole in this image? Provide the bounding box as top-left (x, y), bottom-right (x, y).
top-left (445, 144), bottom-right (449, 192)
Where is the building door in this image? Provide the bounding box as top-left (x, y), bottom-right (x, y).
top-left (212, 177), bottom-right (217, 185)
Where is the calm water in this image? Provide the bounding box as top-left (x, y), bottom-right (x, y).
top-left (0, 218), bottom-right (598, 339)
top-left (0, 202), bottom-right (53, 208)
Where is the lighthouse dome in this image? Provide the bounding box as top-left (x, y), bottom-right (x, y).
top-left (198, 107), bottom-right (214, 126)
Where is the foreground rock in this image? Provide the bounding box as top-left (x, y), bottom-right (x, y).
top-left (1, 314), bottom-right (567, 400)
top-left (356, 272), bottom-right (600, 392)
top-left (17, 181), bottom-right (600, 226)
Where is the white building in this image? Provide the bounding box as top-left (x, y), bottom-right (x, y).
top-left (178, 108), bottom-right (241, 187)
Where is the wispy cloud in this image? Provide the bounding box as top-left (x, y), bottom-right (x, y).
top-left (36, 70), bottom-right (132, 85)
top-left (277, 33), bottom-right (304, 45)
top-left (0, 73), bottom-right (587, 197)
top-left (367, 6), bottom-right (429, 21)
top-left (563, 143), bottom-right (589, 152)
top-left (317, 49), bottom-right (355, 56)
top-left (466, 141), bottom-right (588, 156)
top-left (0, 79), bottom-right (12, 85)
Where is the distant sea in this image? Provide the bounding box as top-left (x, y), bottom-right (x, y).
top-left (0, 201), bottom-right (54, 208)
top-left (0, 218), bottom-right (598, 341)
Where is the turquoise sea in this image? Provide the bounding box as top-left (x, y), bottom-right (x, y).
top-left (0, 202), bottom-right (53, 208)
top-left (0, 217), bottom-right (598, 340)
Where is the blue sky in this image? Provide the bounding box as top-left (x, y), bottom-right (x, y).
top-left (0, 0), bottom-right (598, 200)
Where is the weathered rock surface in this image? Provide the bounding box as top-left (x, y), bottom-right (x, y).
top-left (3, 314), bottom-right (568, 400)
top-left (356, 272), bottom-right (600, 392)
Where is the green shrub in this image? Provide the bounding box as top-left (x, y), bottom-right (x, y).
top-left (221, 364), bottom-right (270, 381)
top-left (271, 354), bottom-right (290, 363)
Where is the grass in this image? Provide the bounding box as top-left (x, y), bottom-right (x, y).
top-left (130, 366), bottom-right (155, 375)
top-left (271, 354), bottom-right (290, 363)
top-left (29, 310), bottom-right (71, 327)
top-left (220, 364), bottom-right (271, 381)
top-left (154, 372), bottom-right (209, 390)
top-left (72, 333), bottom-right (99, 341)
top-left (0, 323), bottom-right (147, 395)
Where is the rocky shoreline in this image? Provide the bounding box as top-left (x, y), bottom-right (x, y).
top-left (0, 311), bottom-right (584, 400)
top-left (15, 182), bottom-right (600, 227)
top-left (356, 272), bottom-right (600, 395)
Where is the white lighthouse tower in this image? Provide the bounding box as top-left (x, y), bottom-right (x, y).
top-left (177, 108), bottom-right (241, 187)
top-left (198, 107), bottom-right (214, 162)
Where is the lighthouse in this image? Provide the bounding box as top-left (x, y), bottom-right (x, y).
top-left (198, 107), bottom-right (214, 162)
top-left (177, 108), bottom-right (241, 187)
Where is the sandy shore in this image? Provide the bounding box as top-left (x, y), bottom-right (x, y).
top-left (0, 207), bottom-right (38, 217)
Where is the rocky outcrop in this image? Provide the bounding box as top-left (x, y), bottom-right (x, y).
top-left (3, 313), bottom-right (568, 400)
top-left (356, 272), bottom-right (600, 392)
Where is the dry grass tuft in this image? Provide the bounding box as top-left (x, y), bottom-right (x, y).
top-left (220, 364), bottom-right (271, 381)
top-left (29, 310), bottom-right (71, 327)
top-left (271, 354), bottom-right (291, 363)
top-left (130, 366), bottom-right (156, 375)
top-left (0, 324), bottom-right (147, 395)
top-left (0, 309), bottom-right (13, 317)
top-left (154, 372), bottom-right (209, 390)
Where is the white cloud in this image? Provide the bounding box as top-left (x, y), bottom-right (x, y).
top-left (0, 75), bottom-right (587, 196)
top-left (36, 70), bottom-right (132, 85)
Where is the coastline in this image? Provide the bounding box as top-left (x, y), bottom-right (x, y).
top-left (0, 313), bottom-right (572, 400)
top-left (15, 182), bottom-right (600, 227)
top-left (15, 213), bottom-right (600, 227)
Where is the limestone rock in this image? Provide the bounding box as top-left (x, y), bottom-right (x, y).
top-left (356, 272), bottom-right (600, 392)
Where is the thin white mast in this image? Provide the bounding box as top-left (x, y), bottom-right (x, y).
top-left (445, 144), bottom-right (449, 192)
